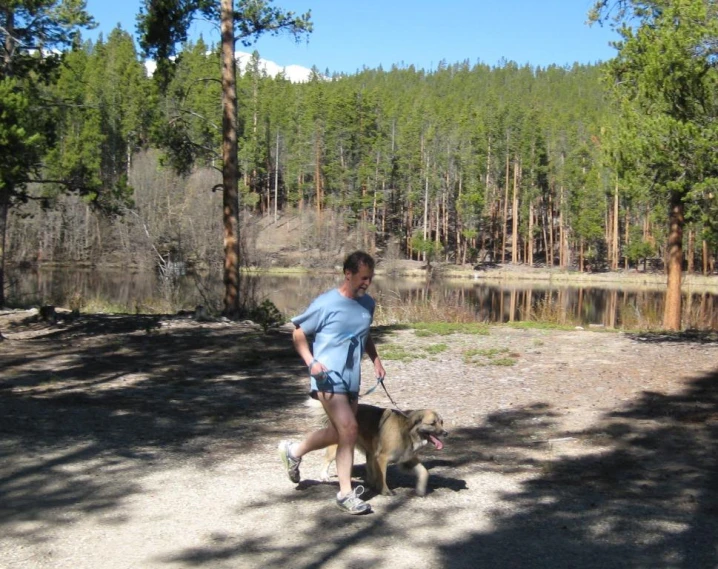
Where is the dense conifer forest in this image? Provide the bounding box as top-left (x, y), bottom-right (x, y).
top-left (4, 26), bottom-right (713, 275)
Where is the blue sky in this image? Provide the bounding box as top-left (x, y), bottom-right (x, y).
top-left (84, 0), bottom-right (620, 73)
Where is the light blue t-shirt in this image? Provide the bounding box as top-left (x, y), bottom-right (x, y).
top-left (291, 288), bottom-right (375, 395)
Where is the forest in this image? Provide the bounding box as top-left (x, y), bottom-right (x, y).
top-left (2, 1), bottom-right (717, 329)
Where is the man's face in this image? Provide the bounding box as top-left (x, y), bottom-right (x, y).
top-left (345, 263), bottom-right (374, 298)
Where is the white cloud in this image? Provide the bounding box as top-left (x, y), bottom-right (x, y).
top-left (143, 52), bottom-right (313, 83)
top-left (235, 51), bottom-right (313, 83)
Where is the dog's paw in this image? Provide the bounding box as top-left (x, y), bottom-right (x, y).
top-left (318, 470), bottom-right (332, 482)
top-left (380, 488), bottom-right (395, 496)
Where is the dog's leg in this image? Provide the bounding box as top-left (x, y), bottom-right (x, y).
top-left (318, 444), bottom-right (337, 482)
top-left (363, 451), bottom-right (383, 494)
top-left (403, 458), bottom-right (429, 497)
top-left (375, 454), bottom-right (394, 496)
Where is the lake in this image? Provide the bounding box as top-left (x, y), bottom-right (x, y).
top-left (5, 267), bottom-right (718, 329)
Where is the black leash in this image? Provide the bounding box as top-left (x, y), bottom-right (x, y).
top-left (363, 376), bottom-right (408, 417)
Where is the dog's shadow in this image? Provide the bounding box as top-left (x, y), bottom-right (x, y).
top-left (298, 460), bottom-right (468, 495)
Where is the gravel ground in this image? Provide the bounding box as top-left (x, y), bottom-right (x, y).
top-left (2, 310), bottom-right (718, 568)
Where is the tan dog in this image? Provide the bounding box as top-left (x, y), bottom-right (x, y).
top-left (319, 403), bottom-right (447, 496)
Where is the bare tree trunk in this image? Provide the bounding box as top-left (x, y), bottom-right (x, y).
top-left (423, 158), bottom-right (429, 262)
top-left (406, 197), bottom-right (413, 259)
top-left (528, 197), bottom-right (534, 266)
top-left (0, 187), bottom-right (8, 307)
top-left (511, 159), bottom-right (519, 264)
top-left (297, 173), bottom-right (304, 211)
top-left (559, 185), bottom-right (565, 268)
top-left (687, 229), bottom-right (695, 274)
top-left (663, 192), bottom-right (684, 330)
top-left (703, 240), bottom-right (709, 276)
top-left (502, 135), bottom-right (510, 263)
top-left (314, 135), bottom-right (322, 217)
top-left (541, 195), bottom-right (549, 265)
top-left (221, 0), bottom-right (240, 318)
top-left (274, 131), bottom-right (279, 223)
top-left (612, 181), bottom-right (619, 270)
top-left (624, 207), bottom-right (630, 270)
top-left (0, 10), bottom-right (14, 307)
top-left (547, 192), bottom-right (554, 267)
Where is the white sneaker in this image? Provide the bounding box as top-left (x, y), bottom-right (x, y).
top-left (278, 440), bottom-right (301, 483)
top-left (336, 485), bottom-right (372, 515)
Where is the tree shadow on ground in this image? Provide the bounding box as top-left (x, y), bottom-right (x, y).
top-left (0, 314), bottom-right (309, 543)
top-left (438, 367), bottom-right (718, 568)
top-left (4, 314), bottom-right (718, 568)
top-left (625, 329), bottom-right (718, 344)
top-left (157, 403), bottom-right (575, 567)
top-left (158, 367), bottom-right (718, 568)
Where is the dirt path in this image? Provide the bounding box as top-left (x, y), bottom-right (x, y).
top-left (2, 310), bottom-right (718, 568)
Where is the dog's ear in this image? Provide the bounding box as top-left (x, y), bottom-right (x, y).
top-left (408, 410), bottom-right (427, 429)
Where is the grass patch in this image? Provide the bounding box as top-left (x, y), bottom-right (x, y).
top-left (491, 358), bottom-right (518, 366)
top-left (505, 320), bottom-right (578, 331)
top-left (463, 347), bottom-right (519, 366)
top-left (423, 343), bottom-right (448, 355)
top-left (412, 322), bottom-right (490, 336)
top-left (380, 341), bottom-right (449, 362)
top-left (380, 344), bottom-right (419, 362)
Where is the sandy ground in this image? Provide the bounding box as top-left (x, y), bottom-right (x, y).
top-left (2, 309), bottom-right (718, 568)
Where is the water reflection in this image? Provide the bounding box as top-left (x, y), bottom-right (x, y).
top-left (6, 267), bottom-right (718, 330)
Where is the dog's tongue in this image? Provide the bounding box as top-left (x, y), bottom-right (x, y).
top-left (430, 435), bottom-right (444, 450)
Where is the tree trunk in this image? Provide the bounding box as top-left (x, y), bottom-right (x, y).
top-left (703, 240), bottom-right (709, 276)
top-left (559, 185), bottom-right (565, 268)
top-left (624, 206), bottom-right (630, 270)
top-left (528, 197), bottom-right (534, 266)
top-left (612, 181), bottom-right (619, 270)
top-left (274, 131), bottom-right (279, 223)
top-left (662, 192), bottom-right (684, 330)
top-left (422, 158), bottom-right (429, 262)
top-left (502, 136), bottom-right (510, 263)
top-left (0, 10), bottom-right (14, 307)
top-left (511, 159), bottom-right (519, 264)
top-left (314, 134), bottom-right (322, 216)
top-left (220, 0), bottom-right (240, 318)
top-left (547, 191), bottom-right (554, 267)
top-left (687, 229), bottom-right (694, 274)
top-left (0, 186), bottom-right (9, 307)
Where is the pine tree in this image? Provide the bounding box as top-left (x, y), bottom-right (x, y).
top-left (0, 0), bottom-right (95, 306)
top-left (591, 0), bottom-right (718, 330)
top-left (138, 0), bottom-right (311, 317)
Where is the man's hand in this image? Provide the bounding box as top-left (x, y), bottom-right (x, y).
top-left (374, 357), bottom-right (386, 381)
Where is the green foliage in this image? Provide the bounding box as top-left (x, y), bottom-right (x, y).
top-left (0, 78), bottom-right (46, 197)
top-left (247, 299), bottom-right (285, 332)
top-left (624, 227), bottom-right (655, 267)
top-left (410, 232), bottom-right (443, 261)
top-left (0, 1), bottom-right (95, 205)
top-left (598, 0), bottom-right (718, 212)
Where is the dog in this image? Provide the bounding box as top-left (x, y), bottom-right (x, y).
top-left (319, 403), bottom-right (448, 497)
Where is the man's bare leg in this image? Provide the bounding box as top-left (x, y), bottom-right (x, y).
top-left (292, 393), bottom-right (358, 496)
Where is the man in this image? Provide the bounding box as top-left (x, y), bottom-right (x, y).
top-left (278, 251), bottom-right (386, 514)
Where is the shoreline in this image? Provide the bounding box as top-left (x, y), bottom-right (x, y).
top-left (9, 260), bottom-right (718, 291)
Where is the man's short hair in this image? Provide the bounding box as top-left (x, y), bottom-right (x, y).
top-left (343, 250), bottom-right (375, 274)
